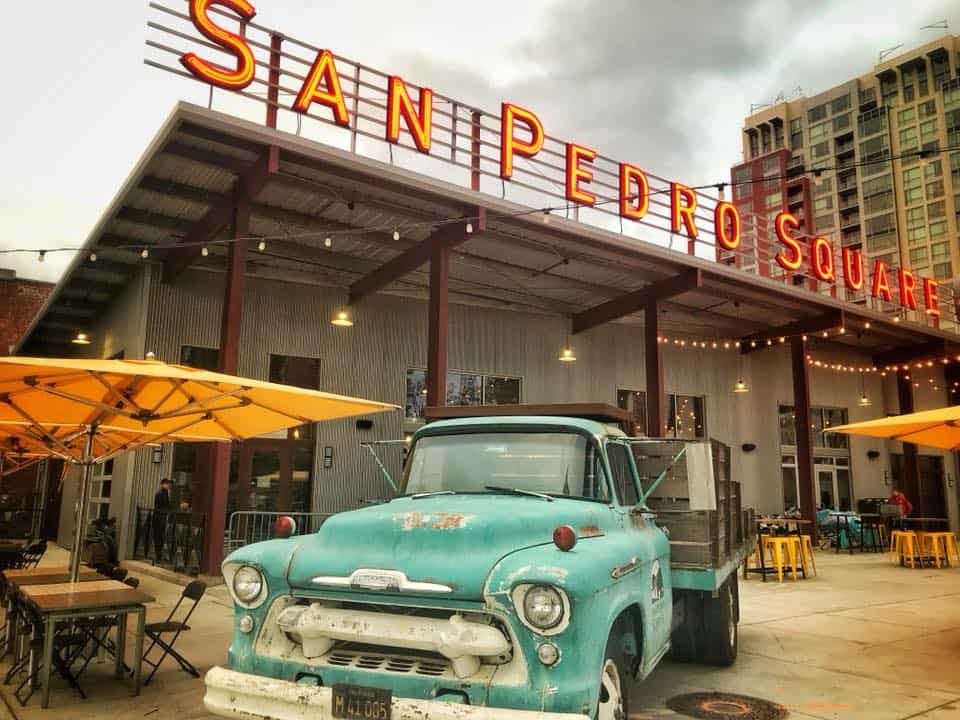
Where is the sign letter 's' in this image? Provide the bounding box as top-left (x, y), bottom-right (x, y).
top-left (180, 0), bottom-right (257, 90)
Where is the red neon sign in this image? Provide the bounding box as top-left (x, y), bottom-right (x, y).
top-left (713, 202), bottom-right (740, 251)
top-left (180, 0), bottom-right (257, 91)
top-left (386, 76), bottom-right (433, 153)
top-left (774, 213), bottom-right (802, 272)
top-left (566, 144), bottom-right (597, 205)
top-left (293, 49), bottom-right (350, 126)
top-left (172, 2), bottom-right (945, 320)
top-left (619, 164), bottom-right (649, 220)
top-left (500, 103), bottom-right (544, 179)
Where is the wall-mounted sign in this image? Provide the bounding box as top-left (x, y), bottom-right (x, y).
top-left (148, 0), bottom-right (941, 319)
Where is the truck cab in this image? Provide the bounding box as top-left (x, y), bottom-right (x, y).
top-left (204, 406), bottom-right (752, 720)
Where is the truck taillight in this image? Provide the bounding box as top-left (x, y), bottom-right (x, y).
top-left (553, 525), bottom-right (577, 551)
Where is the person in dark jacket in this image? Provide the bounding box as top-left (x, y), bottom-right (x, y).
top-left (152, 478), bottom-right (172, 563)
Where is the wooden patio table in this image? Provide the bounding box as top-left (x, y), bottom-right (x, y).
top-left (18, 579), bottom-right (154, 708)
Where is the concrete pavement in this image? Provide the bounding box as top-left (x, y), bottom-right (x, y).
top-left (0, 546), bottom-right (956, 719)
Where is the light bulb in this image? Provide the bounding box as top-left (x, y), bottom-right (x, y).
top-left (466, 222), bottom-right (473, 234)
top-left (558, 346), bottom-right (576, 362)
top-left (733, 379), bottom-right (749, 394)
top-left (257, 240), bottom-right (266, 251)
top-left (89, 252), bottom-right (97, 262)
top-left (542, 210), bottom-right (551, 224)
top-left (140, 248), bottom-right (149, 259)
top-left (38, 251), bottom-right (45, 263)
top-left (393, 230), bottom-right (400, 241)
top-left (201, 246), bottom-right (209, 257)
top-left (324, 237), bottom-right (332, 248)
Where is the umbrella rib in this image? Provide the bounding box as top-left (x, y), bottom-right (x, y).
top-left (243, 399), bottom-right (313, 425)
top-left (147, 379), bottom-right (187, 415)
top-left (90, 372), bottom-right (148, 415)
top-left (29, 381), bottom-right (141, 422)
top-left (150, 388), bottom-right (249, 422)
top-left (209, 415), bottom-right (243, 441)
top-left (0, 397), bottom-right (76, 458)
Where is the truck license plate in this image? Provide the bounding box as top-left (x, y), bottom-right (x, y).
top-left (331, 684), bottom-right (392, 720)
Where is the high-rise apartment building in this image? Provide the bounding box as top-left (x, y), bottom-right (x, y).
top-left (731, 37), bottom-right (960, 307)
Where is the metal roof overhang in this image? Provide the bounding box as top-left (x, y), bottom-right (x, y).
top-left (19, 103), bottom-right (960, 365)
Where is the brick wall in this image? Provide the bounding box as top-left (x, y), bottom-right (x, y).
top-left (0, 273), bottom-right (54, 354)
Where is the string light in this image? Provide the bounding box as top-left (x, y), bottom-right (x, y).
top-left (466, 222), bottom-right (473, 234)
top-left (324, 237), bottom-right (332, 248)
top-left (257, 240), bottom-right (267, 251)
top-left (140, 248), bottom-right (149, 259)
top-left (37, 251), bottom-right (45, 263)
top-left (201, 246), bottom-right (209, 257)
top-left (393, 230), bottom-right (400, 241)
top-left (89, 252), bottom-right (97, 262)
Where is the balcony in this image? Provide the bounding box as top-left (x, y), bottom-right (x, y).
top-left (838, 178), bottom-right (859, 193)
top-left (839, 196), bottom-right (859, 211)
top-left (840, 213), bottom-right (861, 229)
top-left (835, 141), bottom-right (855, 157)
top-left (837, 155), bottom-right (857, 170)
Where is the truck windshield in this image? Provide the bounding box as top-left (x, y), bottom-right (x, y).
top-left (403, 432), bottom-right (609, 501)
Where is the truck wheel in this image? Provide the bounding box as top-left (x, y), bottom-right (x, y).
top-left (667, 590), bottom-right (700, 663)
top-left (700, 576), bottom-right (738, 667)
top-left (596, 631), bottom-right (631, 720)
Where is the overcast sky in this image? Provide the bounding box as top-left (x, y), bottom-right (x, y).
top-left (2, 0), bottom-right (958, 283)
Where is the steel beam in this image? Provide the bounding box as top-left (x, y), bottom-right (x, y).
top-left (645, 303), bottom-right (665, 437)
top-left (348, 209), bottom-right (484, 304)
top-left (571, 269), bottom-right (702, 335)
top-left (739, 310), bottom-right (845, 354)
top-left (427, 247), bottom-right (449, 409)
top-left (791, 336), bottom-right (817, 542)
top-left (202, 192), bottom-right (250, 575)
top-left (896, 368), bottom-right (921, 512)
top-left (162, 151), bottom-right (275, 283)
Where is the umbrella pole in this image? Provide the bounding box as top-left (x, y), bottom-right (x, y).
top-left (69, 427), bottom-right (97, 583)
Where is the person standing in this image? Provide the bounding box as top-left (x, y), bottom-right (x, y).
top-left (153, 478), bottom-right (172, 564)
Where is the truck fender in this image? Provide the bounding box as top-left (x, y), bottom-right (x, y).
top-left (607, 604), bottom-right (644, 679)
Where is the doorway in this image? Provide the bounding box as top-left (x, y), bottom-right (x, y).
top-left (815, 459), bottom-right (852, 511)
top-left (227, 435), bottom-right (314, 520)
top-left (890, 453), bottom-right (947, 518)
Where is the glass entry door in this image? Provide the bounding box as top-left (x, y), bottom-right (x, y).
top-left (228, 437), bottom-right (314, 518)
top-left (815, 460), bottom-right (852, 511)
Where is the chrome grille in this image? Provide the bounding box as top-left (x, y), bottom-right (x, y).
top-left (326, 649), bottom-right (448, 677)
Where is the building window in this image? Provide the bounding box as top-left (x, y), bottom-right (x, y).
top-left (616, 389), bottom-right (647, 436)
top-left (897, 106), bottom-right (916, 125)
top-left (808, 104), bottom-right (827, 123)
top-left (779, 405), bottom-right (849, 450)
top-left (934, 262), bottom-right (953, 279)
top-left (831, 94), bottom-right (851, 114)
top-left (811, 141), bottom-right (830, 158)
top-left (269, 354), bottom-right (320, 390)
top-left (607, 443), bottom-right (638, 506)
top-left (909, 247), bottom-right (929, 267)
top-left (765, 191), bottom-right (782, 209)
top-left (88, 459), bottom-right (114, 523)
top-left (404, 368), bottom-right (521, 421)
top-left (832, 113), bottom-right (851, 133)
top-left (918, 100), bottom-right (936, 119)
top-left (180, 345), bottom-right (219, 370)
top-left (665, 394), bottom-right (705, 439)
top-left (928, 200), bottom-right (946, 220)
top-left (762, 156), bottom-right (780, 175)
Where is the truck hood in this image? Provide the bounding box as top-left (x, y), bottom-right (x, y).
top-left (286, 494), bottom-right (610, 600)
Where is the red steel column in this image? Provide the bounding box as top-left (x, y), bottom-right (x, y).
top-left (265, 34), bottom-right (283, 129)
top-left (202, 196), bottom-right (249, 575)
top-left (645, 303), bottom-right (664, 436)
top-left (427, 248), bottom-right (449, 409)
top-left (791, 337), bottom-right (817, 540)
top-left (897, 369), bottom-right (921, 512)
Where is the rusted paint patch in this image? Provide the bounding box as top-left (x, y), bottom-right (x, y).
top-left (578, 525), bottom-right (604, 538)
top-left (395, 511), bottom-right (475, 530)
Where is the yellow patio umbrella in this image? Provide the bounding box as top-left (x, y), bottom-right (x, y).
top-left (830, 405), bottom-right (960, 451)
top-left (0, 355), bottom-right (398, 580)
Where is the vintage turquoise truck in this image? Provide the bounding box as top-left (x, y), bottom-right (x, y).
top-left (204, 406), bottom-right (755, 720)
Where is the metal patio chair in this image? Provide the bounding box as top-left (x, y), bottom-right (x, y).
top-left (142, 580), bottom-right (206, 685)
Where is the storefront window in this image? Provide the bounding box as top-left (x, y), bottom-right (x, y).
top-left (779, 405), bottom-right (848, 449)
top-left (180, 345), bottom-right (219, 370)
top-left (405, 369), bottom-right (521, 421)
top-left (269, 354), bottom-right (320, 389)
top-left (171, 444), bottom-right (197, 510)
top-left (616, 389), bottom-right (647, 436)
top-left (665, 394), bottom-right (705, 439)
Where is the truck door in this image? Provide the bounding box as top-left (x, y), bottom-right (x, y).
top-left (606, 441), bottom-right (672, 663)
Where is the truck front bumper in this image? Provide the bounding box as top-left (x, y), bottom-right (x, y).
top-left (204, 666), bottom-right (588, 720)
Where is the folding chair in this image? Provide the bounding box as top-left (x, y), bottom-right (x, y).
top-left (142, 580), bottom-right (206, 685)
top-left (12, 604), bottom-right (88, 705)
top-left (17, 542), bottom-right (46, 570)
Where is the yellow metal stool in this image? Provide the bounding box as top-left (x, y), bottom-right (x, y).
top-left (921, 532), bottom-right (959, 567)
top-left (799, 534), bottom-right (817, 577)
top-left (892, 530), bottom-right (923, 568)
top-left (764, 536), bottom-right (801, 582)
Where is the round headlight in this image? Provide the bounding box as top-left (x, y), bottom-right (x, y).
top-left (523, 585), bottom-right (564, 630)
top-left (233, 565), bottom-right (264, 603)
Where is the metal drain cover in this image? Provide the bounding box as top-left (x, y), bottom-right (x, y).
top-left (666, 692), bottom-right (788, 720)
